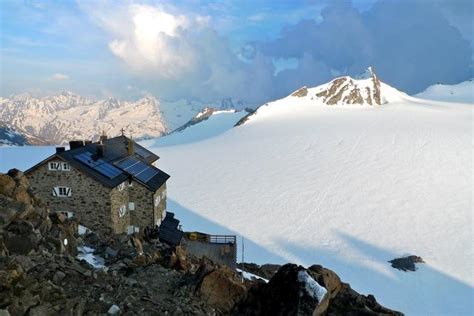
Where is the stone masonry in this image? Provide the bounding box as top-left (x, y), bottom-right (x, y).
top-left (26, 157), bottom-right (167, 235)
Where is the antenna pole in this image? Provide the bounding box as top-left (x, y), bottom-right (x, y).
top-left (241, 236), bottom-right (245, 282)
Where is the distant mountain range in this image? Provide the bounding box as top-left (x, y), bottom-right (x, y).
top-left (1, 70), bottom-right (471, 146)
top-left (0, 124), bottom-right (48, 146)
top-left (0, 92), bottom-right (170, 145)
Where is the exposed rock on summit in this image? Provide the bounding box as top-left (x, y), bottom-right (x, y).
top-left (315, 67), bottom-right (383, 105)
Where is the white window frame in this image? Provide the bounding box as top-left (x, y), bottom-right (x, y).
top-left (48, 161), bottom-right (61, 171)
top-left (128, 202), bottom-right (135, 211)
top-left (48, 161), bottom-right (70, 171)
top-left (52, 186), bottom-right (71, 197)
top-left (118, 182), bottom-right (126, 191)
top-left (58, 211), bottom-right (74, 218)
top-left (127, 226), bottom-right (140, 235)
top-left (118, 205), bottom-right (127, 218)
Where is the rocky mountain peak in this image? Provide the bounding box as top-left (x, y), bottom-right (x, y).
top-left (315, 67), bottom-right (383, 106)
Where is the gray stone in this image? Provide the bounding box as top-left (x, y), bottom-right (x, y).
top-left (108, 304), bottom-right (121, 315)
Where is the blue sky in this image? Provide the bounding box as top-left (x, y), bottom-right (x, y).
top-left (0, 0), bottom-right (472, 105)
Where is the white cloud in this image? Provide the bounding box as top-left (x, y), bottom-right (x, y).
top-left (78, 1), bottom-right (276, 105)
top-left (83, 3), bottom-right (207, 78)
top-left (51, 73), bottom-right (69, 80)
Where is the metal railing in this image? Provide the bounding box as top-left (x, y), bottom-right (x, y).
top-left (209, 235), bottom-right (237, 244)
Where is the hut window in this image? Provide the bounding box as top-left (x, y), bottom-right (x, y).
top-left (52, 186), bottom-right (71, 197)
top-left (118, 205), bottom-right (127, 217)
top-left (49, 161), bottom-right (70, 171)
top-left (48, 162), bottom-right (61, 171)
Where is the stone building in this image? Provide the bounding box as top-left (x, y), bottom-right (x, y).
top-left (25, 135), bottom-right (170, 236)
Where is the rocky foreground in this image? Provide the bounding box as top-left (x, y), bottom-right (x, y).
top-left (0, 170), bottom-right (403, 315)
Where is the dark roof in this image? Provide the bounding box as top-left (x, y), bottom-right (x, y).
top-left (159, 212), bottom-right (183, 245)
top-left (102, 135), bottom-right (159, 164)
top-left (26, 135), bottom-right (169, 192)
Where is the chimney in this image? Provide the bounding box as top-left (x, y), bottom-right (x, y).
top-left (127, 138), bottom-right (134, 156)
top-left (96, 144), bottom-right (104, 157)
top-left (99, 131), bottom-right (108, 143)
top-left (56, 147), bottom-right (65, 153)
top-left (69, 140), bottom-right (84, 150)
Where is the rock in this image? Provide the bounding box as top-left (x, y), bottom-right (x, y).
top-left (53, 271), bottom-right (66, 283)
top-left (106, 247), bottom-right (118, 257)
top-left (291, 86), bottom-right (308, 97)
top-left (28, 304), bottom-right (54, 316)
top-left (389, 255), bottom-right (424, 272)
top-left (237, 262), bottom-right (281, 280)
top-left (199, 266), bottom-right (246, 313)
top-left (4, 220), bottom-right (42, 255)
top-left (0, 174), bottom-right (16, 197)
top-left (239, 264), bottom-right (327, 315)
top-left (308, 264), bottom-right (342, 299)
top-left (0, 309), bottom-right (10, 316)
top-left (108, 304), bottom-right (121, 315)
top-left (130, 235), bottom-right (143, 255)
top-left (233, 263), bottom-right (403, 316)
top-left (326, 283), bottom-right (403, 315)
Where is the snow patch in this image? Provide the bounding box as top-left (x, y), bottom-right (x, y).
top-left (78, 225), bottom-right (91, 235)
top-left (298, 270), bottom-right (327, 302)
top-left (77, 246), bottom-right (105, 269)
top-left (237, 268), bottom-right (269, 283)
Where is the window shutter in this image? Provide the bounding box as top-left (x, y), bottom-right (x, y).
top-left (66, 188), bottom-right (72, 197)
top-left (52, 187), bottom-right (59, 196)
top-left (118, 205), bottom-right (127, 217)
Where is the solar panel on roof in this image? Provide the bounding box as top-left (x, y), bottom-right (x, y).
top-left (75, 152), bottom-right (102, 167)
top-left (74, 152), bottom-right (122, 179)
top-left (94, 163), bottom-right (122, 178)
top-left (115, 156), bottom-right (138, 169)
top-left (127, 161), bottom-right (148, 175)
top-left (136, 167), bottom-right (159, 183)
top-left (114, 156), bottom-right (160, 184)
top-left (134, 145), bottom-right (152, 159)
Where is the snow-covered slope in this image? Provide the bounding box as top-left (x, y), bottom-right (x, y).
top-left (142, 108), bottom-right (248, 147)
top-left (144, 88), bottom-right (472, 314)
top-left (0, 123), bottom-right (48, 146)
top-left (415, 80), bottom-right (474, 103)
top-left (0, 92), bottom-right (167, 145)
top-left (158, 99), bottom-right (205, 131)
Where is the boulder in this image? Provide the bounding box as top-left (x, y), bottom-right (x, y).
top-left (4, 220), bottom-right (42, 255)
top-left (308, 264), bottom-right (342, 299)
top-left (199, 265), bottom-right (247, 313)
top-left (389, 256), bottom-right (424, 272)
top-left (108, 304), bottom-right (121, 315)
top-left (0, 174), bottom-right (16, 197)
top-left (233, 263), bottom-right (403, 316)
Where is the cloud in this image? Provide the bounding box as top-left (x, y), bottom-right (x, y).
top-left (79, 1), bottom-right (276, 105)
top-left (77, 0), bottom-right (472, 105)
top-left (51, 73), bottom-right (69, 81)
top-left (255, 0), bottom-right (473, 94)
